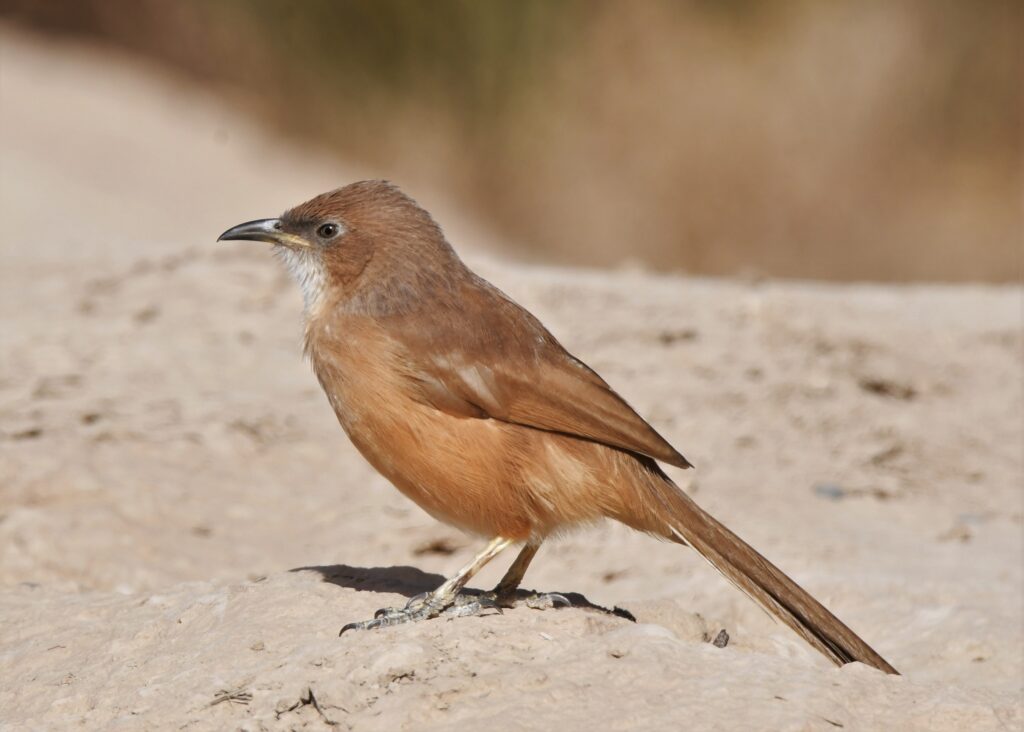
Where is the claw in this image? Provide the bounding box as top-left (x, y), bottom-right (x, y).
top-left (477, 588), bottom-right (573, 611)
top-left (525, 592), bottom-right (571, 610)
top-left (404, 592), bottom-right (429, 610)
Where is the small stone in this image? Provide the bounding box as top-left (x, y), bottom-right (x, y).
top-left (712, 629), bottom-right (730, 648)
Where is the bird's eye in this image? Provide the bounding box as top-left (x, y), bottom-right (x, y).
top-left (316, 223), bottom-right (339, 239)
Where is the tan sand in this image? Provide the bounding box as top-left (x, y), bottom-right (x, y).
top-left (1, 27), bottom-right (1021, 731)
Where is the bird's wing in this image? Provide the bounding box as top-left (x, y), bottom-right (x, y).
top-left (392, 281), bottom-right (691, 469)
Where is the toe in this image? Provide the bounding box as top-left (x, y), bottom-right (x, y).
top-left (525, 592), bottom-right (571, 610)
top-left (442, 598), bottom-right (503, 619)
top-left (339, 621), bottom-right (367, 636)
top-left (404, 592), bottom-right (429, 610)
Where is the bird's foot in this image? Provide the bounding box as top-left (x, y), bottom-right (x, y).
top-left (339, 590), bottom-right (503, 635)
top-left (339, 591), bottom-right (444, 634)
top-left (445, 593), bottom-right (505, 619)
top-left (480, 589), bottom-right (572, 611)
top-left (438, 590), bottom-right (570, 619)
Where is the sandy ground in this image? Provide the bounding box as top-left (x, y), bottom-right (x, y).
top-left (1, 28), bottom-right (1022, 731)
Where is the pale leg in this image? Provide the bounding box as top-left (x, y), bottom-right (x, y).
top-left (491, 542), bottom-right (541, 603)
top-left (460, 541), bottom-right (570, 612)
top-left (340, 536), bottom-right (512, 634)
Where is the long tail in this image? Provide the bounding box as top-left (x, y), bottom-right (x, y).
top-left (655, 482), bottom-right (898, 674)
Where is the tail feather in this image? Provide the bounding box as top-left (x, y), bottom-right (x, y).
top-left (659, 485), bottom-right (898, 674)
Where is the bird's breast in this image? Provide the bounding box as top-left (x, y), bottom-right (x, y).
top-left (304, 314), bottom-right (532, 537)
top-left (303, 312), bottom-right (659, 540)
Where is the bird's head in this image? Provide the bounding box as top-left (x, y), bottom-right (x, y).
top-left (218, 180), bottom-right (459, 315)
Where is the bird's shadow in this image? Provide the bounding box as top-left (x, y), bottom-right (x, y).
top-left (290, 564), bottom-right (636, 621)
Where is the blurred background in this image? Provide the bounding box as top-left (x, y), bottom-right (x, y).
top-left (1, 0), bottom-right (1020, 281)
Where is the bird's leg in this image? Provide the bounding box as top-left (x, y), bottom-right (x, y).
top-left (340, 536), bottom-right (511, 634)
top-left (491, 542), bottom-right (541, 605)
top-left (458, 541), bottom-right (570, 612)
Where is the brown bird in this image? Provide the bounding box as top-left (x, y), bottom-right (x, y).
top-left (218, 180), bottom-right (897, 674)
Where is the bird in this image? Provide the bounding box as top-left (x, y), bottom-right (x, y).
top-left (218, 180), bottom-right (898, 674)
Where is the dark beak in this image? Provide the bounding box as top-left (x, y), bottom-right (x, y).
top-left (217, 219), bottom-right (309, 248)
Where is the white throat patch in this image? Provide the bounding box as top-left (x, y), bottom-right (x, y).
top-left (275, 246), bottom-right (327, 315)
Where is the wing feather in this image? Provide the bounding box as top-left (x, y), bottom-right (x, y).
top-left (392, 279), bottom-right (691, 469)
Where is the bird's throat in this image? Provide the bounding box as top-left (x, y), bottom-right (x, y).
top-left (274, 246), bottom-right (327, 315)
